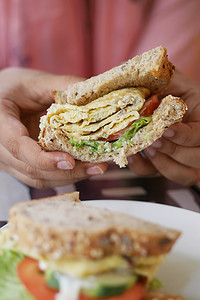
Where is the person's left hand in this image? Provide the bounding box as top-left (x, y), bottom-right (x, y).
top-left (128, 71), bottom-right (200, 186)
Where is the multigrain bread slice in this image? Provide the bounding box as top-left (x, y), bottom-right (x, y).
top-left (39, 95), bottom-right (187, 168)
top-left (144, 292), bottom-right (185, 300)
top-left (8, 192), bottom-right (180, 260)
top-left (53, 46), bottom-right (174, 105)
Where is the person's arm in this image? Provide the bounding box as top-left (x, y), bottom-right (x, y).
top-left (128, 71), bottom-right (200, 186)
top-left (0, 67), bottom-right (107, 189)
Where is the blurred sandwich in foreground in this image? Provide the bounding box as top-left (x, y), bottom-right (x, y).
top-left (39, 46), bottom-right (187, 167)
top-left (0, 192), bottom-right (185, 299)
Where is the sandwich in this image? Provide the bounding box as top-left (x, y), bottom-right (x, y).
top-left (38, 46), bottom-right (187, 167)
top-left (0, 192), bottom-right (185, 300)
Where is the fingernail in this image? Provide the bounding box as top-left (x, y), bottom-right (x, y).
top-left (140, 151), bottom-right (147, 158)
top-left (57, 161), bottom-right (73, 170)
top-left (87, 166), bottom-right (104, 175)
top-left (145, 147), bottom-right (156, 157)
top-left (163, 128), bottom-right (175, 138)
top-left (151, 140), bottom-right (162, 148)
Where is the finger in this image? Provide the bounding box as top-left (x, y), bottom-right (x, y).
top-left (144, 148), bottom-right (200, 186)
top-left (0, 100), bottom-right (76, 171)
top-left (163, 122), bottom-right (200, 147)
top-left (128, 153), bottom-right (157, 176)
top-left (0, 144), bottom-right (107, 181)
top-left (0, 143), bottom-right (69, 179)
top-left (149, 137), bottom-right (200, 169)
top-left (0, 67), bottom-right (84, 106)
top-left (160, 70), bottom-right (196, 98)
top-left (0, 159), bottom-right (108, 189)
top-left (0, 164), bottom-right (79, 189)
top-left (29, 72), bottom-right (84, 106)
top-left (37, 161), bottom-right (108, 182)
top-left (0, 108), bottom-right (73, 171)
top-left (6, 135), bottom-right (76, 171)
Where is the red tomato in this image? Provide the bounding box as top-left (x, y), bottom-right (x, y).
top-left (100, 125), bottom-right (129, 141)
top-left (139, 95), bottom-right (159, 117)
top-left (17, 257), bottom-right (57, 300)
top-left (79, 282), bottom-right (146, 300)
top-left (17, 257), bottom-right (146, 300)
top-left (99, 95), bottom-right (159, 142)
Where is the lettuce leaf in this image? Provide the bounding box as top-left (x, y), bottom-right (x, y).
top-left (112, 116), bottom-right (152, 150)
top-left (147, 278), bottom-right (163, 291)
top-left (70, 138), bottom-right (106, 153)
top-left (0, 249), bottom-right (35, 300)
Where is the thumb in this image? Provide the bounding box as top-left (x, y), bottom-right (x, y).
top-left (55, 74), bottom-right (85, 90)
top-left (159, 70), bottom-right (195, 99)
top-left (32, 71), bottom-right (85, 105)
top-left (0, 67), bottom-right (84, 106)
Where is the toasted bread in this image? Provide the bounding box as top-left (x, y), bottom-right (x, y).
top-left (53, 46), bottom-right (174, 106)
top-left (144, 292), bottom-right (185, 300)
top-left (8, 192), bottom-right (180, 260)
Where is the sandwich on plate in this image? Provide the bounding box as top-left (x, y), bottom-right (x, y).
top-left (0, 192), bottom-right (185, 300)
top-left (39, 46), bottom-right (187, 167)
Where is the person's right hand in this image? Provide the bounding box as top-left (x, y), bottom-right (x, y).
top-left (0, 67), bottom-right (107, 189)
top-left (128, 71), bottom-right (200, 186)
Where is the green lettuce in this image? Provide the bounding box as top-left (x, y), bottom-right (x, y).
top-left (147, 278), bottom-right (163, 291)
top-left (70, 138), bottom-right (106, 153)
top-left (112, 116), bottom-right (152, 150)
top-left (0, 249), bottom-right (35, 300)
top-left (70, 116), bottom-right (152, 153)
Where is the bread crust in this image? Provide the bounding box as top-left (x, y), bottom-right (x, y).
top-left (38, 95), bottom-right (187, 167)
top-left (8, 193), bottom-right (180, 260)
top-left (53, 46), bottom-right (174, 105)
top-left (144, 292), bottom-right (185, 300)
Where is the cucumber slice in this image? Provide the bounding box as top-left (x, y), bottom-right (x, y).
top-left (82, 272), bottom-right (138, 297)
top-left (46, 269), bottom-right (138, 297)
top-left (45, 269), bottom-right (59, 290)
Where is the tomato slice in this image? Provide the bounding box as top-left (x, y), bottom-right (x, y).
top-left (139, 95), bottom-right (159, 117)
top-left (79, 282), bottom-right (146, 300)
top-left (17, 257), bottom-right (146, 300)
top-left (100, 125), bottom-right (130, 142)
top-left (99, 95), bottom-right (159, 142)
top-left (17, 257), bottom-right (57, 300)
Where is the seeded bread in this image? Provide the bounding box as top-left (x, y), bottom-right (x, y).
top-left (8, 192), bottom-right (180, 260)
top-left (53, 46), bottom-right (174, 105)
top-left (144, 292), bottom-right (185, 300)
top-left (39, 95), bottom-right (187, 168)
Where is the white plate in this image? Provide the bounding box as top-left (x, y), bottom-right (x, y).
top-left (1, 200), bottom-right (199, 299)
top-left (85, 200), bottom-right (200, 300)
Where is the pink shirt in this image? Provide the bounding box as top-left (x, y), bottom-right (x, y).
top-left (0, 0), bottom-right (200, 81)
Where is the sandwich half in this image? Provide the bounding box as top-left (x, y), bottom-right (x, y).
top-left (38, 46), bottom-right (187, 167)
top-left (0, 192), bottom-right (185, 300)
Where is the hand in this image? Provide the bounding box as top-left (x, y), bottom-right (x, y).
top-left (0, 67), bottom-right (107, 188)
top-left (128, 71), bottom-right (200, 186)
